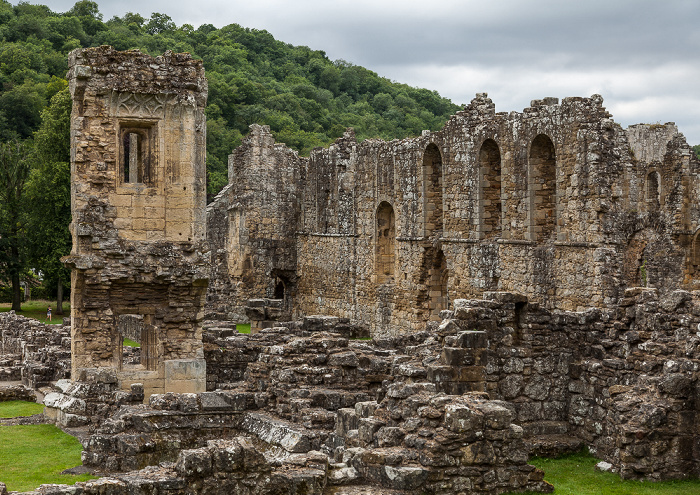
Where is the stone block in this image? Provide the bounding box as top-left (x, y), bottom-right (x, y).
top-left (165, 358), bottom-right (206, 393)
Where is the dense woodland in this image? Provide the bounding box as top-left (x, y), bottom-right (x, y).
top-left (0, 0), bottom-right (699, 312)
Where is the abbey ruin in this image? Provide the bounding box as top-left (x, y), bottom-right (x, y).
top-left (207, 91), bottom-right (700, 334)
top-left (2, 46), bottom-right (700, 494)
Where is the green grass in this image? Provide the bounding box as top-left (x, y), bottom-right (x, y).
top-left (0, 300), bottom-right (70, 325)
top-left (0, 400), bottom-right (44, 418)
top-left (507, 450), bottom-right (700, 495)
top-left (123, 338), bottom-right (140, 347)
top-left (0, 424), bottom-right (96, 491)
top-left (236, 323), bottom-right (251, 334)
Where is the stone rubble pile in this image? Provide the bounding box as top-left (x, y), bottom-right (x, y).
top-left (3, 288), bottom-right (700, 493)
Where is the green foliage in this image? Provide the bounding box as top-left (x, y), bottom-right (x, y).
top-left (693, 144), bottom-right (700, 160)
top-left (0, 400), bottom-right (43, 418)
top-left (0, 0), bottom-right (460, 199)
top-left (236, 323), bottom-right (251, 334)
top-left (0, 424), bottom-right (96, 491)
top-left (0, 285), bottom-right (23, 303)
top-left (0, 139), bottom-right (31, 311)
top-left (506, 450), bottom-right (700, 495)
top-left (0, 0), bottom-right (461, 293)
top-left (25, 88), bottom-right (72, 308)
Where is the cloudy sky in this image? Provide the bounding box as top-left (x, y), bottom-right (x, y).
top-left (41, 0), bottom-right (700, 144)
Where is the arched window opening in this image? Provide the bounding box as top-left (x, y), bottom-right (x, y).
top-left (376, 202), bottom-right (396, 283)
top-left (423, 144), bottom-right (443, 236)
top-left (646, 171), bottom-right (660, 212)
top-left (479, 139), bottom-right (502, 239)
top-left (428, 249), bottom-right (448, 321)
top-left (529, 134), bottom-right (556, 242)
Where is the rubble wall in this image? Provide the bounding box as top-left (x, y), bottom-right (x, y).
top-left (0, 312), bottom-right (70, 386)
top-left (43, 289), bottom-right (700, 488)
top-left (205, 125), bottom-right (302, 322)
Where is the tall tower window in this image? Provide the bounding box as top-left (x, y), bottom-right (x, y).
top-left (119, 123), bottom-right (154, 185)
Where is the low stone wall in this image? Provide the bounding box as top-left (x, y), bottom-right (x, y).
top-left (7, 437), bottom-right (328, 495)
top-left (78, 326), bottom-right (551, 494)
top-left (44, 369), bottom-right (143, 427)
top-left (0, 384), bottom-right (35, 402)
top-left (0, 312), bottom-right (71, 387)
top-left (5, 289), bottom-right (700, 489)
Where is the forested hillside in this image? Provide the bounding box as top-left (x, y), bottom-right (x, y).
top-left (0, 0), bottom-right (461, 195)
top-left (0, 0), bottom-right (462, 308)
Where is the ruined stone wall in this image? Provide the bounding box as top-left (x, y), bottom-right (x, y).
top-left (293, 95), bottom-right (628, 335)
top-left (206, 125), bottom-right (302, 322)
top-left (47, 288), bottom-right (700, 487)
top-left (207, 92), bottom-right (700, 336)
top-left (446, 290), bottom-right (700, 480)
top-left (0, 312), bottom-right (70, 385)
top-left (64, 46), bottom-right (209, 396)
top-left (11, 437), bottom-right (328, 495)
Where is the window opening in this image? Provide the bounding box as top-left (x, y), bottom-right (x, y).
top-left (646, 171), bottom-right (660, 211)
top-left (376, 202), bottom-right (396, 283)
top-left (423, 144), bottom-right (443, 236)
top-left (529, 134), bottom-right (556, 242)
top-left (479, 139), bottom-right (502, 238)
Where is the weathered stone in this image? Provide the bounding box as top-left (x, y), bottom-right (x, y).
top-left (64, 46), bottom-right (209, 397)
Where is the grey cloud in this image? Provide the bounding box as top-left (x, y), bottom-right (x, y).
top-left (21, 0), bottom-right (700, 142)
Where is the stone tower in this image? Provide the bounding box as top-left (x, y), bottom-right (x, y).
top-left (64, 46), bottom-right (209, 396)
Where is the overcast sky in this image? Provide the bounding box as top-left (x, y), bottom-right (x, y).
top-left (39, 0), bottom-right (700, 144)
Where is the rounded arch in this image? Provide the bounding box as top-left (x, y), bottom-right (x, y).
top-left (529, 134), bottom-right (556, 242)
top-left (376, 201), bottom-right (396, 283)
top-left (422, 143), bottom-right (443, 236)
top-left (645, 170), bottom-right (661, 212)
top-left (479, 138), bottom-right (502, 239)
top-left (417, 246), bottom-right (449, 322)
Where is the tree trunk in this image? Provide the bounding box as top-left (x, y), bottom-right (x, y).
top-left (56, 279), bottom-right (64, 315)
top-left (11, 272), bottom-right (21, 312)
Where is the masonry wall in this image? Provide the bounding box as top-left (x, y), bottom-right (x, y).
top-left (207, 93), bottom-right (700, 336)
top-left (64, 46), bottom-right (209, 396)
top-left (206, 125), bottom-right (301, 322)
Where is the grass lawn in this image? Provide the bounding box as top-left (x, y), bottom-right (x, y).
top-left (237, 323), bottom-right (251, 334)
top-left (0, 299), bottom-right (69, 325)
top-left (0, 400), bottom-right (44, 418)
top-left (507, 450), bottom-right (700, 495)
top-left (0, 424), bottom-right (96, 491)
top-left (123, 338), bottom-right (140, 347)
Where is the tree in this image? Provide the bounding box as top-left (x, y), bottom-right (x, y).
top-left (25, 87), bottom-right (72, 314)
top-left (145, 13), bottom-right (175, 35)
top-left (0, 139), bottom-right (31, 311)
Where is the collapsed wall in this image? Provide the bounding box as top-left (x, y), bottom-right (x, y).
top-left (2, 287), bottom-right (698, 490)
top-left (40, 289), bottom-right (693, 491)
